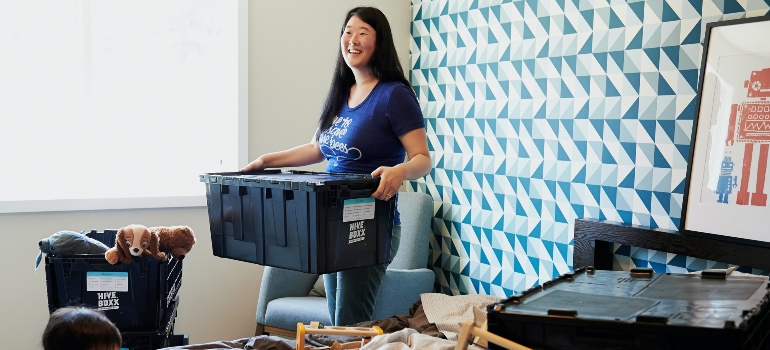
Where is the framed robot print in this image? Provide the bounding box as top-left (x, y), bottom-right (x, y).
top-left (681, 15), bottom-right (770, 247)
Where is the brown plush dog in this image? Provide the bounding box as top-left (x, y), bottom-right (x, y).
top-left (105, 224), bottom-right (159, 264)
top-left (152, 225), bottom-right (196, 260)
top-left (105, 224), bottom-right (196, 264)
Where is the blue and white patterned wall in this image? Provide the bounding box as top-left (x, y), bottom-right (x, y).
top-left (407, 0), bottom-right (770, 296)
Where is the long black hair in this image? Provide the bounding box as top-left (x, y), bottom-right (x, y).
top-left (316, 6), bottom-right (413, 136)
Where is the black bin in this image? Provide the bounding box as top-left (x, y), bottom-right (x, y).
top-left (487, 268), bottom-right (770, 350)
top-left (200, 170), bottom-right (395, 274)
top-left (44, 230), bottom-right (183, 332)
top-left (121, 295), bottom-right (179, 349)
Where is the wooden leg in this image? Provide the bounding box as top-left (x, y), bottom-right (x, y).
top-left (454, 320), bottom-right (531, 350)
top-left (264, 325), bottom-right (297, 338)
top-left (255, 323), bottom-right (265, 336)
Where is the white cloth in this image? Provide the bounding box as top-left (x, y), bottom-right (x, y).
top-left (360, 328), bottom-right (458, 350)
top-left (419, 293), bottom-right (502, 340)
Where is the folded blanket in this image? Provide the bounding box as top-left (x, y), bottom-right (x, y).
top-left (360, 328), bottom-right (457, 350)
top-left (419, 293), bottom-right (502, 340)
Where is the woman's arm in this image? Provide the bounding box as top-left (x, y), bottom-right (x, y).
top-left (241, 135), bottom-right (325, 172)
top-left (370, 127), bottom-right (431, 200)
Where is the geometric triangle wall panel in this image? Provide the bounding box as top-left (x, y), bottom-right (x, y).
top-left (410, 0), bottom-right (770, 297)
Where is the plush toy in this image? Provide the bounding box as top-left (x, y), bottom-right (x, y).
top-left (105, 224), bottom-right (158, 264)
top-left (105, 224), bottom-right (196, 264)
top-left (150, 225), bottom-right (197, 260)
top-left (35, 231), bottom-right (110, 272)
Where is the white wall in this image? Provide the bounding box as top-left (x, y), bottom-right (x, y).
top-left (0, 1), bottom-right (411, 348)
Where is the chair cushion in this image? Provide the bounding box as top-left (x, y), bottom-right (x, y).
top-left (264, 297), bottom-right (332, 330)
top-left (308, 276), bottom-right (326, 297)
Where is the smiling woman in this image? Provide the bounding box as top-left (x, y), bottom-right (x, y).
top-left (0, 0), bottom-right (248, 213)
top-left (341, 16), bottom-right (376, 75)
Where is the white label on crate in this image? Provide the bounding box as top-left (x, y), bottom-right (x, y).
top-left (342, 197), bottom-right (375, 222)
top-left (86, 272), bottom-right (128, 293)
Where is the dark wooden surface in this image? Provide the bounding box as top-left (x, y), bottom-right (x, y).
top-left (574, 218), bottom-right (770, 271)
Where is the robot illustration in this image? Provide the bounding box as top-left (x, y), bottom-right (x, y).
top-left (725, 67), bottom-right (770, 207)
top-left (715, 156), bottom-right (737, 204)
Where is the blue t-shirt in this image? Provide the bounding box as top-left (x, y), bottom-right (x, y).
top-left (319, 81), bottom-right (424, 173)
top-left (318, 80), bottom-right (424, 224)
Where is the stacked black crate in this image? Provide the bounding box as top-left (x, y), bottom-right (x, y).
top-left (44, 230), bottom-right (186, 349)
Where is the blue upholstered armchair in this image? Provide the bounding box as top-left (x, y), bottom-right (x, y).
top-left (255, 191), bottom-right (435, 336)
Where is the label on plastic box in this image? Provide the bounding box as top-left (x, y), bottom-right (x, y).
top-left (342, 197), bottom-right (375, 222)
top-left (86, 272), bottom-right (128, 292)
top-left (348, 220), bottom-right (367, 244)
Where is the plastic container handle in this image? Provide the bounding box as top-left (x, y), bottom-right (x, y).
top-left (349, 189), bottom-right (374, 198)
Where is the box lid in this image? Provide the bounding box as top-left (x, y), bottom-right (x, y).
top-left (492, 269), bottom-right (770, 329)
top-left (200, 170), bottom-right (379, 192)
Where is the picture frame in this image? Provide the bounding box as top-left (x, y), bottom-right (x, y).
top-left (681, 15), bottom-right (770, 248)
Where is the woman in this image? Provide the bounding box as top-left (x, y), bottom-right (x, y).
top-left (242, 7), bottom-right (430, 326)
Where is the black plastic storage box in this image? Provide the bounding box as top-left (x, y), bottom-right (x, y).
top-left (487, 268), bottom-right (770, 350)
top-left (121, 332), bottom-right (172, 350)
top-left (200, 170), bottom-right (395, 274)
top-left (44, 230), bottom-right (183, 332)
top-left (121, 295), bottom-right (183, 349)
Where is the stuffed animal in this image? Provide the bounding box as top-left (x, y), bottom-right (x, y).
top-left (35, 231), bottom-right (110, 272)
top-left (150, 225), bottom-right (196, 260)
top-left (105, 224), bottom-right (160, 264)
top-left (105, 224), bottom-right (196, 264)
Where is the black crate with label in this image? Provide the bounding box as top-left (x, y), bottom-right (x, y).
top-left (44, 230), bottom-right (183, 332)
top-left (487, 268), bottom-right (770, 350)
top-left (200, 170), bottom-right (395, 274)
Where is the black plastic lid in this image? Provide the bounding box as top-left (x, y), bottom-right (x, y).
top-left (200, 170), bottom-right (378, 191)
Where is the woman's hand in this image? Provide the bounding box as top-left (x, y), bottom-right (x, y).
top-left (371, 165), bottom-right (407, 201)
top-left (370, 128), bottom-right (432, 201)
top-left (241, 158), bottom-right (265, 172)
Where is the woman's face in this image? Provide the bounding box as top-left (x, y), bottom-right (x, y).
top-left (341, 15), bottom-right (377, 72)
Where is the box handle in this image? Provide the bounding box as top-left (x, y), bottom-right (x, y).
top-left (636, 314), bottom-right (668, 324)
top-left (349, 189), bottom-right (374, 199)
top-left (547, 308), bottom-right (578, 317)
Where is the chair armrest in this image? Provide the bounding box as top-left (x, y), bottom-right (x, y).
top-left (371, 268), bottom-right (435, 320)
top-left (256, 266), bottom-right (318, 324)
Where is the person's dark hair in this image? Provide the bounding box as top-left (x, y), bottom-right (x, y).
top-left (317, 6), bottom-right (413, 135)
top-left (42, 307), bottom-right (122, 350)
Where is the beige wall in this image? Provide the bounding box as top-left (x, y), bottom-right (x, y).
top-left (0, 1), bottom-right (411, 348)
top-left (249, 1), bottom-right (413, 164)
top-left (0, 207), bottom-right (257, 348)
